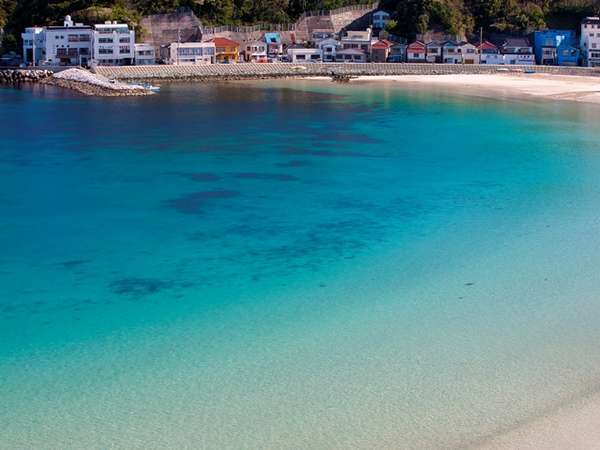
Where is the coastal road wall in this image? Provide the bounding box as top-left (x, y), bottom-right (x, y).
top-left (94, 63), bottom-right (600, 81)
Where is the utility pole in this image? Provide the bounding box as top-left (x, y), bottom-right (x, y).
top-left (176, 27), bottom-right (181, 65)
top-left (479, 27), bottom-right (483, 63)
top-left (32, 30), bottom-right (36, 67)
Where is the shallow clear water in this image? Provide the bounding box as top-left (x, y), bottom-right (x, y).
top-left (2, 81), bottom-right (600, 449)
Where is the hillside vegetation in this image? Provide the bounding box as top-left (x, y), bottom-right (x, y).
top-left (1, 0), bottom-right (599, 53)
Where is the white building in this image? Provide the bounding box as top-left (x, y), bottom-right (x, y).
top-left (426, 41), bottom-right (442, 63)
top-left (372, 10), bottom-right (391, 30)
top-left (335, 48), bottom-right (367, 62)
top-left (287, 47), bottom-right (321, 63)
top-left (21, 26), bottom-right (45, 65)
top-left (36, 16), bottom-right (93, 66)
top-left (317, 38), bottom-right (339, 62)
top-left (442, 41), bottom-right (461, 64)
top-left (500, 38), bottom-right (534, 65)
top-left (134, 43), bottom-right (155, 65)
top-left (311, 30), bottom-right (336, 43)
top-left (340, 29), bottom-right (372, 54)
top-left (478, 41), bottom-right (502, 64)
top-left (93, 21), bottom-right (135, 66)
top-left (581, 17), bottom-right (600, 67)
top-left (168, 42), bottom-right (215, 64)
top-left (243, 40), bottom-right (267, 62)
top-left (459, 42), bottom-right (479, 64)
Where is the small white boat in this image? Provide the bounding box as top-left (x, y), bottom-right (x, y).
top-left (141, 82), bottom-right (160, 92)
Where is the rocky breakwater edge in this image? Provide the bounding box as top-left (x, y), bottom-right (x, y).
top-left (41, 68), bottom-right (153, 96)
top-left (0, 69), bottom-right (54, 84)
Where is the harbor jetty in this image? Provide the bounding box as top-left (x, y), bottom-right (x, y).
top-left (42, 68), bottom-right (152, 96)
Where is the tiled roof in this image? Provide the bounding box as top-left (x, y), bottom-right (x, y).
top-left (502, 37), bottom-right (531, 47)
top-left (477, 40), bottom-right (498, 50)
top-left (207, 37), bottom-right (239, 48)
top-left (372, 39), bottom-right (393, 49)
top-left (408, 40), bottom-right (426, 49)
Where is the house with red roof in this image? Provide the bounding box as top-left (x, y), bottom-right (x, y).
top-left (206, 37), bottom-right (240, 63)
top-left (406, 41), bottom-right (426, 62)
top-left (371, 39), bottom-right (394, 62)
top-left (477, 40), bottom-right (502, 64)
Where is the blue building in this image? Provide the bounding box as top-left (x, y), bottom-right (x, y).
top-left (533, 30), bottom-right (579, 66)
top-left (263, 32), bottom-right (283, 59)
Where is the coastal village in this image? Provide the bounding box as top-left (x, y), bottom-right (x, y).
top-left (11, 9), bottom-right (600, 69)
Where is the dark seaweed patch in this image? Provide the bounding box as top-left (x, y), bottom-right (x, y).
top-left (163, 190), bottom-right (239, 215)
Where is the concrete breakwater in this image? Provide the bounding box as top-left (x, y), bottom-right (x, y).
top-left (0, 69), bottom-right (53, 84)
top-left (94, 63), bottom-right (600, 82)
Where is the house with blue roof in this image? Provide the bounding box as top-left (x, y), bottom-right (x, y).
top-left (263, 32), bottom-right (283, 59)
top-left (533, 30), bottom-right (579, 66)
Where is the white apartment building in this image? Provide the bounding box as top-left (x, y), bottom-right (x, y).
top-left (93, 21), bottom-right (135, 66)
top-left (168, 42), bottom-right (215, 64)
top-left (134, 43), bottom-right (156, 65)
top-left (340, 29), bottom-right (372, 54)
top-left (24, 16), bottom-right (93, 66)
top-left (581, 17), bottom-right (600, 67)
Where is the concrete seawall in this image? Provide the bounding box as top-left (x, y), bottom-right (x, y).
top-left (94, 63), bottom-right (600, 81)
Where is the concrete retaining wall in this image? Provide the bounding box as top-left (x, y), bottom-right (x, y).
top-left (94, 63), bottom-right (600, 81)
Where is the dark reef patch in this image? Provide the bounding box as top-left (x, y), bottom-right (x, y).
top-left (275, 160), bottom-right (311, 168)
top-left (311, 133), bottom-right (383, 145)
top-left (232, 173), bottom-right (299, 182)
top-left (163, 190), bottom-right (240, 215)
top-left (167, 171), bottom-right (221, 182)
top-left (110, 277), bottom-right (173, 298)
top-left (281, 147), bottom-right (381, 159)
top-left (57, 259), bottom-right (91, 270)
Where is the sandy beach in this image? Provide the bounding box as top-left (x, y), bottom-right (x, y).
top-left (474, 391), bottom-right (600, 449)
top-left (352, 73), bottom-right (600, 105)
top-left (352, 72), bottom-right (600, 450)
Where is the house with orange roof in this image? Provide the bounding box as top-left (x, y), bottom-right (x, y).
top-left (371, 39), bottom-right (394, 62)
top-left (206, 37), bottom-right (240, 63)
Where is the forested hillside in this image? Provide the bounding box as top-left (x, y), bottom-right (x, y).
top-left (383, 0), bottom-right (600, 38)
top-left (1, 0), bottom-right (599, 53)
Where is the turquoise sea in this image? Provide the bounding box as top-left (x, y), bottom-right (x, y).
top-left (2, 80), bottom-right (600, 449)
